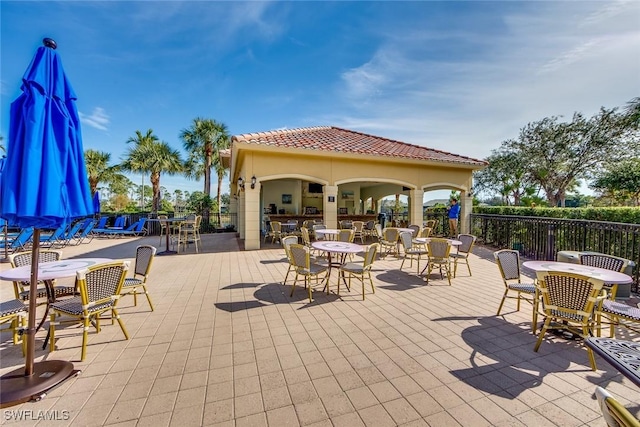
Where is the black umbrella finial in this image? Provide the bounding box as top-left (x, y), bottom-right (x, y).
top-left (43, 38), bottom-right (57, 49)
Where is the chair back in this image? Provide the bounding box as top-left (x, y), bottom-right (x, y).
top-left (312, 224), bottom-right (326, 240)
top-left (363, 243), bottom-right (379, 270)
top-left (419, 227), bottom-right (432, 238)
top-left (7, 228), bottom-right (34, 251)
top-left (10, 249), bottom-right (62, 268)
top-left (78, 221), bottom-right (95, 237)
top-left (338, 229), bottom-right (355, 242)
top-left (63, 221), bottom-right (84, 240)
top-left (408, 225), bottom-right (420, 237)
top-left (282, 235), bottom-right (298, 251)
top-left (456, 234), bottom-right (476, 254)
top-left (96, 217), bottom-right (108, 229)
top-left (494, 249), bottom-right (522, 282)
top-left (352, 221), bottom-right (364, 232)
top-left (579, 254), bottom-right (628, 273)
top-left (300, 227), bottom-right (312, 247)
top-left (382, 228), bottom-right (399, 243)
top-left (535, 271), bottom-right (603, 321)
top-left (339, 220), bottom-right (352, 229)
top-left (424, 219), bottom-right (437, 229)
top-left (133, 218), bottom-right (147, 233)
top-left (595, 386), bottom-right (640, 427)
top-left (289, 244), bottom-right (310, 270)
top-left (399, 231), bottom-right (413, 251)
top-left (365, 220), bottom-right (375, 231)
top-left (113, 216), bottom-right (126, 228)
top-left (77, 261), bottom-right (129, 307)
top-left (374, 224), bottom-right (383, 240)
top-left (271, 221), bottom-right (282, 233)
top-left (133, 245), bottom-right (156, 278)
top-left (428, 238), bottom-right (452, 259)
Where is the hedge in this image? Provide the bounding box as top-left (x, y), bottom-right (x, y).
top-left (472, 206), bottom-right (640, 224)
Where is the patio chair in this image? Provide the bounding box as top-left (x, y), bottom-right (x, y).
top-left (265, 221), bottom-right (282, 243)
top-left (595, 386), bottom-right (640, 427)
top-left (338, 229), bottom-right (355, 243)
top-left (100, 218), bottom-right (147, 238)
top-left (494, 249), bottom-right (539, 333)
top-left (0, 299), bottom-right (27, 352)
top-left (373, 223), bottom-right (383, 242)
top-left (380, 227), bottom-right (400, 258)
top-left (74, 220), bottom-right (96, 245)
top-left (39, 224), bottom-right (66, 248)
top-left (177, 215), bottom-right (200, 253)
top-left (408, 224), bottom-right (421, 237)
top-left (597, 299), bottom-right (640, 338)
top-left (364, 220), bottom-right (375, 241)
top-left (288, 244), bottom-right (329, 303)
top-left (450, 234), bottom-right (477, 277)
top-left (579, 253), bottom-right (629, 299)
top-left (352, 221), bottom-right (365, 243)
top-left (49, 261), bottom-right (130, 361)
top-left (423, 238), bottom-right (453, 285)
top-left (120, 245), bottom-right (157, 311)
top-left (533, 271), bottom-right (604, 371)
top-left (338, 243), bottom-right (379, 300)
top-left (9, 250), bottom-right (74, 303)
top-left (424, 219), bottom-right (437, 231)
top-left (281, 235), bottom-right (299, 285)
top-left (0, 227), bottom-right (34, 253)
top-left (399, 231), bottom-right (428, 274)
top-left (59, 221), bottom-right (85, 247)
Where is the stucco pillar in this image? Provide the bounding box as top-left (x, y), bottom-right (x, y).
top-left (409, 189), bottom-right (424, 226)
top-left (323, 185), bottom-right (338, 229)
top-left (244, 182), bottom-right (261, 250)
top-left (461, 193), bottom-right (472, 234)
top-left (230, 194), bottom-right (238, 232)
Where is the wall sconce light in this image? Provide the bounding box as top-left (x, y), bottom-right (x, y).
top-left (467, 186), bottom-right (474, 197)
top-left (250, 175), bottom-right (256, 189)
top-left (238, 177), bottom-right (245, 190)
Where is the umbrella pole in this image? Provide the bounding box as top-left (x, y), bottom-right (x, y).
top-left (0, 228), bottom-right (78, 408)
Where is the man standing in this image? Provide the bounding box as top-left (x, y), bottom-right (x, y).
top-left (447, 198), bottom-right (460, 237)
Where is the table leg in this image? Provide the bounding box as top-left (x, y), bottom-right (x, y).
top-left (323, 252), bottom-right (333, 294)
top-left (157, 222), bottom-right (177, 255)
top-left (40, 280), bottom-right (55, 350)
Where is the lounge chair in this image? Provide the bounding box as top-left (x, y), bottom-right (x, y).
top-left (0, 228), bottom-right (34, 253)
top-left (100, 218), bottom-right (147, 238)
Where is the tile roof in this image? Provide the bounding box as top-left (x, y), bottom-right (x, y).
top-left (232, 126), bottom-right (487, 166)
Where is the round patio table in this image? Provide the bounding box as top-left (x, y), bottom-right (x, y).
top-left (153, 217), bottom-right (186, 255)
top-left (522, 261), bottom-right (632, 284)
top-left (311, 241), bottom-right (363, 294)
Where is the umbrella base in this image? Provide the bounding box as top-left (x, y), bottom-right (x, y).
top-left (0, 361), bottom-right (79, 408)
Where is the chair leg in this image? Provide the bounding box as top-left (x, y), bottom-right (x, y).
top-left (81, 316), bottom-right (90, 361)
top-left (307, 277), bottom-right (312, 302)
top-left (583, 325), bottom-right (597, 371)
top-left (49, 312), bottom-right (56, 353)
top-left (532, 293), bottom-right (539, 335)
top-left (143, 285), bottom-right (155, 311)
top-left (534, 318), bottom-right (552, 352)
top-left (496, 290), bottom-right (509, 315)
top-left (466, 260), bottom-right (472, 276)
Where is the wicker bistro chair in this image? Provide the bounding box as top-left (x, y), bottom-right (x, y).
top-left (9, 250), bottom-right (74, 303)
top-left (352, 221), bottom-right (365, 243)
top-left (288, 244), bottom-right (329, 303)
top-left (595, 386), bottom-right (640, 427)
top-left (399, 231), bottom-right (428, 274)
top-left (265, 221), bottom-right (283, 244)
top-left (580, 254), bottom-right (629, 299)
top-left (494, 249), bottom-right (539, 333)
top-left (408, 224), bottom-right (421, 237)
top-left (120, 245), bottom-right (157, 311)
top-left (338, 229), bottom-right (355, 243)
top-left (177, 215), bottom-right (201, 253)
top-left (450, 234), bottom-right (477, 278)
top-left (0, 299), bottom-right (27, 352)
top-left (339, 243), bottom-right (380, 300)
top-left (312, 224), bottom-right (326, 241)
top-left (533, 271), bottom-right (605, 371)
top-left (380, 227), bottom-right (400, 258)
top-left (598, 299), bottom-right (640, 338)
top-left (49, 261), bottom-right (130, 361)
top-left (423, 238), bottom-right (453, 285)
top-left (281, 235), bottom-right (299, 285)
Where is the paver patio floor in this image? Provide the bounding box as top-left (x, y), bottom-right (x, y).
top-left (1, 233), bottom-right (638, 426)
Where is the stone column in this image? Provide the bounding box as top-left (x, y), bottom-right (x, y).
top-left (409, 189), bottom-right (424, 226)
top-left (244, 182), bottom-right (261, 250)
top-left (323, 185), bottom-right (338, 229)
top-left (237, 191), bottom-right (245, 239)
top-left (461, 193), bottom-right (472, 234)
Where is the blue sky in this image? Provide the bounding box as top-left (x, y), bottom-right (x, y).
top-left (1, 1), bottom-right (639, 201)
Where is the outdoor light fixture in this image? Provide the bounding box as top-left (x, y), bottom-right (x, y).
top-left (238, 177), bottom-right (245, 190)
top-left (250, 175), bottom-right (256, 189)
top-left (467, 187), bottom-right (474, 197)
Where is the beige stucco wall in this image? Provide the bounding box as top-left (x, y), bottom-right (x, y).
top-left (232, 144), bottom-right (476, 250)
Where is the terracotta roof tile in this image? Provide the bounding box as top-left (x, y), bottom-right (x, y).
top-left (232, 126), bottom-right (486, 166)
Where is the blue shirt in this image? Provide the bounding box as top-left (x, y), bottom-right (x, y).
top-left (448, 203), bottom-right (460, 219)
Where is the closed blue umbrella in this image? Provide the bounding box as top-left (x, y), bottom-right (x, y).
top-left (93, 191), bottom-right (101, 215)
top-left (0, 39), bottom-right (92, 407)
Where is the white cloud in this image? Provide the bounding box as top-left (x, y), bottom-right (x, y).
top-left (79, 107), bottom-right (110, 131)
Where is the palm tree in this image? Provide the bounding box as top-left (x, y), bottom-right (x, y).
top-left (180, 118), bottom-right (230, 225)
top-left (84, 149), bottom-right (121, 195)
top-left (121, 129), bottom-right (183, 213)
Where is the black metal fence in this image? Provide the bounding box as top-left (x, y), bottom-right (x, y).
top-left (471, 213), bottom-right (640, 290)
top-left (99, 212), bottom-right (238, 236)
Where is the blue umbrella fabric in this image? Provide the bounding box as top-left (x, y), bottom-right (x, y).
top-left (0, 41), bottom-right (93, 228)
top-left (93, 191), bottom-right (100, 215)
top-left (0, 39), bottom-right (91, 405)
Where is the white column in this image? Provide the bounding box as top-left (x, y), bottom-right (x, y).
top-left (461, 193), bottom-right (472, 234)
top-left (323, 185), bottom-right (338, 229)
top-left (244, 182), bottom-right (261, 250)
top-left (238, 191), bottom-right (245, 239)
top-left (409, 189), bottom-right (424, 226)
